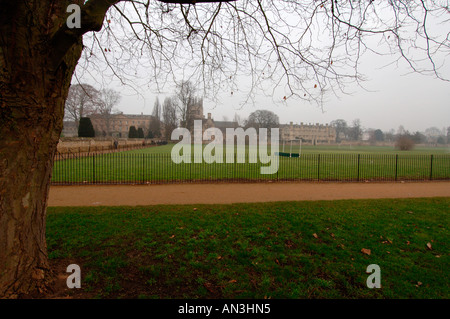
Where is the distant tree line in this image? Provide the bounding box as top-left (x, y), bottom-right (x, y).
top-left (330, 119), bottom-right (449, 150)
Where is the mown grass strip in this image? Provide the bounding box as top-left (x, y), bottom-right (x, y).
top-left (47, 197), bottom-right (449, 299)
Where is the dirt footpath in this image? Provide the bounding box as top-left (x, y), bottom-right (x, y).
top-left (48, 181), bottom-right (450, 206)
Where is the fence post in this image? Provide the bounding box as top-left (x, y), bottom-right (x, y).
top-left (317, 154), bottom-right (321, 181)
top-left (92, 153), bottom-right (96, 184)
top-left (395, 154), bottom-right (398, 181)
top-left (429, 154), bottom-right (433, 181)
top-left (357, 154), bottom-right (360, 182)
top-left (142, 153), bottom-right (145, 184)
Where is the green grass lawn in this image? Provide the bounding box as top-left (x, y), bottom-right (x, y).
top-left (47, 197), bottom-right (449, 299)
top-left (129, 144), bottom-right (450, 155)
top-left (52, 144), bottom-right (450, 184)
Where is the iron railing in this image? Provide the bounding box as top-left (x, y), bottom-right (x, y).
top-left (51, 152), bottom-right (450, 185)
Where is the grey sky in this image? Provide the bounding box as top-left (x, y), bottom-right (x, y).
top-left (75, 1), bottom-right (450, 134)
top-left (114, 49), bottom-right (450, 133)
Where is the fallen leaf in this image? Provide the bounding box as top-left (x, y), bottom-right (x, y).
top-left (426, 242), bottom-right (432, 250)
top-left (169, 235), bottom-right (175, 238)
top-left (203, 282), bottom-right (215, 293)
top-left (313, 233), bottom-right (319, 239)
top-left (193, 208), bottom-right (197, 211)
top-left (229, 279), bottom-right (237, 283)
top-left (361, 248), bottom-right (371, 256)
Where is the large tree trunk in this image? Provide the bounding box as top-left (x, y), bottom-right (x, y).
top-left (0, 1), bottom-right (83, 298)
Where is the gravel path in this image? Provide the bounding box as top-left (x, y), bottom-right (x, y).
top-left (48, 181), bottom-right (450, 206)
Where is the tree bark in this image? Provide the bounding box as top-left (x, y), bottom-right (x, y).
top-left (0, 0), bottom-right (116, 298)
top-left (0, 1), bottom-right (83, 298)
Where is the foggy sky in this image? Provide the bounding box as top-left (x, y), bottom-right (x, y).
top-left (76, 2), bottom-right (450, 134)
top-left (116, 50), bottom-right (449, 133)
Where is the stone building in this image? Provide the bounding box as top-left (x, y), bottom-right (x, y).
top-left (185, 98), bottom-right (238, 140)
top-left (90, 112), bottom-right (153, 138)
top-left (280, 122), bottom-right (336, 145)
top-left (204, 113), bottom-right (238, 140)
top-left (62, 121), bottom-right (78, 137)
top-left (186, 105), bottom-right (238, 141)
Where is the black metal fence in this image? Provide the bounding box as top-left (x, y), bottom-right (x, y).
top-left (51, 152), bottom-right (450, 185)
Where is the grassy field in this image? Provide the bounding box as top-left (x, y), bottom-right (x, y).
top-left (52, 144), bottom-right (450, 184)
top-left (129, 144), bottom-right (450, 155)
top-left (47, 197), bottom-right (449, 299)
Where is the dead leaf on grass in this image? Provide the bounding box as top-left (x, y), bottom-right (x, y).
top-left (426, 242), bottom-right (432, 250)
top-left (313, 233), bottom-right (319, 239)
top-left (361, 248), bottom-right (371, 256)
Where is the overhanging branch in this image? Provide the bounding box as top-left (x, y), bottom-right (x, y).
top-left (49, 0), bottom-right (121, 70)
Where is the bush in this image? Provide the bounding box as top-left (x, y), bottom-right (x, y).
top-left (78, 117), bottom-right (95, 137)
top-left (137, 128), bottom-right (144, 138)
top-left (128, 126), bottom-right (138, 138)
top-left (395, 136), bottom-right (414, 151)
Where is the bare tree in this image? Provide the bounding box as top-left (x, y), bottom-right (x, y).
top-left (348, 119), bottom-right (363, 141)
top-left (95, 88), bottom-right (122, 135)
top-left (149, 97), bottom-right (162, 137)
top-left (97, 88), bottom-right (121, 115)
top-left (395, 135), bottom-right (415, 151)
top-left (162, 96), bottom-right (178, 141)
top-left (245, 109), bottom-right (279, 131)
top-left (424, 126), bottom-right (442, 144)
top-left (330, 119), bottom-right (348, 143)
top-left (64, 83), bottom-right (100, 127)
top-left (175, 80), bottom-right (202, 130)
top-left (1, 0), bottom-right (449, 298)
